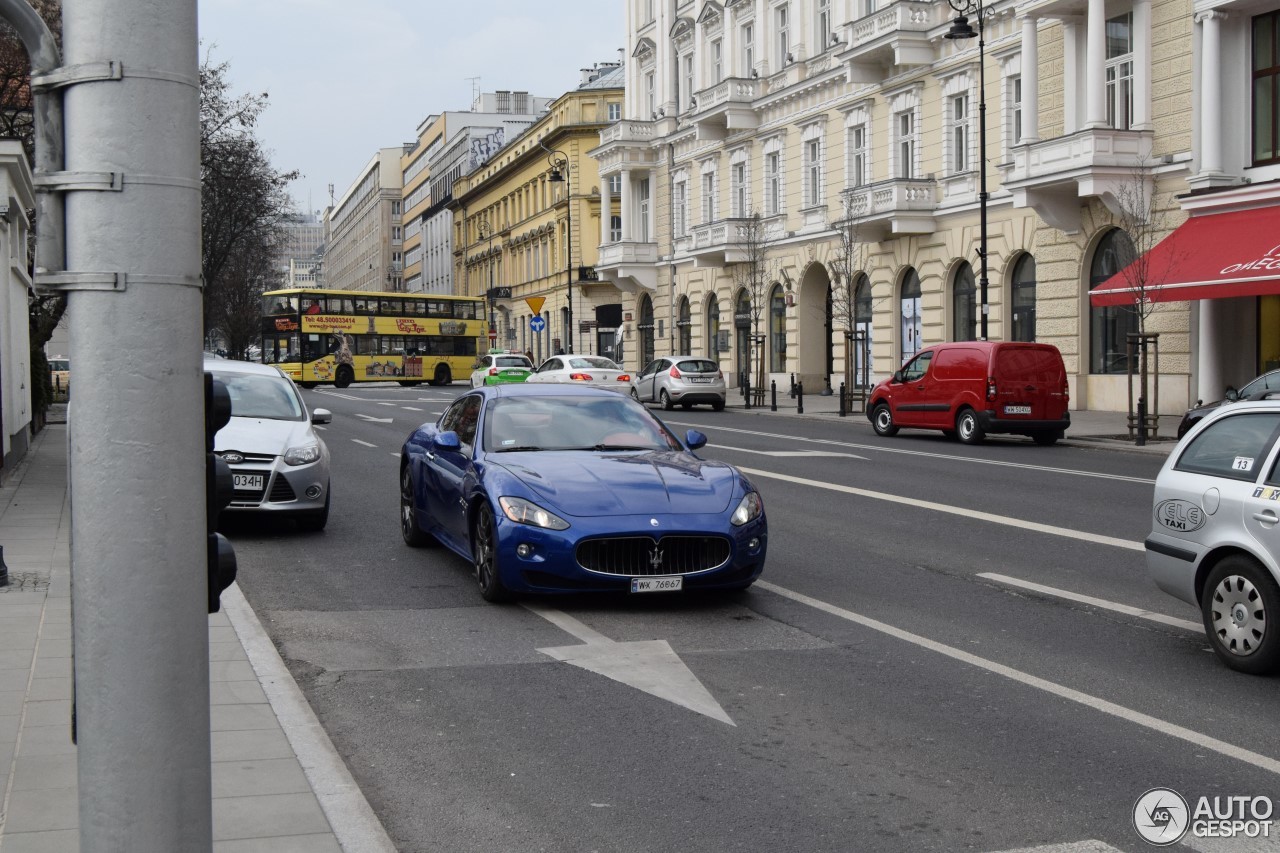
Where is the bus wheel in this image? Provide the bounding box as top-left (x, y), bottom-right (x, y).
top-left (334, 365), bottom-right (353, 389)
top-left (397, 380), bottom-right (421, 387)
top-left (299, 382), bottom-right (318, 390)
top-left (432, 365), bottom-right (452, 386)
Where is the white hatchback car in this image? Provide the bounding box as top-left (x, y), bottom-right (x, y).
top-left (525, 355), bottom-right (634, 394)
top-left (1147, 400), bottom-right (1280, 673)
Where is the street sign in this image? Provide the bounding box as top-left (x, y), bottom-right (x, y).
top-left (530, 316), bottom-right (546, 333)
top-left (526, 296), bottom-right (546, 315)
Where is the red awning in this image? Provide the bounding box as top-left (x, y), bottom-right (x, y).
top-left (1089, 205), bottom-right (1280, 307)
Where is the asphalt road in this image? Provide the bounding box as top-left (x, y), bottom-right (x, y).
top-left (222, 382), bottom-right (1280, 853)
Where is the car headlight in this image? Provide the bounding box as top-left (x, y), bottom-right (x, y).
top-left (731, 492), bottom-right (763, 526)
top-left (498, 496), bottom-right (570, 530)
top-left (284, 443), bottom-right (322, 466)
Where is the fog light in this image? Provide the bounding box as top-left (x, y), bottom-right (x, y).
top-left (748, 537), bottom-right (760, 553)
top-left (304, 485), bottom-right (322, 499)
top-left (516, 543), bottom-right (533, 558)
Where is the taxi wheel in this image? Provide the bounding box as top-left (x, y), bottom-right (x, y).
top-left (871, 404), bottom-right (898, 437)
top-left (472, 505), bottom-right (510, 603)
top-left (334, 366), bottom-right (353, 389)
top-left (956, 408), bottom-right (986, 445)
top-left (1201, 556), bottom-right (1280, 674)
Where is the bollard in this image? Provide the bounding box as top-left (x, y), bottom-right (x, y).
top-left (0, 544), bottom-right (8, 586)
top-left (839, 382), bottom-right (846, 417)
top-left (797, 381), bottom-right (804, 415)
top-left (744, 376), bottom-right (752, 410)
top-left (771, 380), bottom-right (777, 412)
top-left (789, 372), bottom-right (796, 398)
top-left (1136, 397), bottom-right (1147, 447)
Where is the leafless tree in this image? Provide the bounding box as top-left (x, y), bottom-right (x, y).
top-left (829, 193), bottom-right (874, 395)
top-left (728, 212), bottom-right (778, 391)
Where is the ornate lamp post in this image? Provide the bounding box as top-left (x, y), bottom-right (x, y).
top-left (545, 147), bottom-right (574, 353)
top-left (946, 0), bottom-right (989, 341)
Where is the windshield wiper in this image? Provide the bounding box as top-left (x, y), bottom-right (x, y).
top-left (492, 445), bottom-right (544, 453)
top-left (590, 444), bottom-right (656, 452)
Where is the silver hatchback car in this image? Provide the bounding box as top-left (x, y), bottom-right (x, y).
top-left (634, 356), bottom-right (727, 411)
top-left (1147, 400), bottom-right (1280, 674)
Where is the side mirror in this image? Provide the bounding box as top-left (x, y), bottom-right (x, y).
top-left (892, 369), bottom-right (904, 383)
top-left (1225, 386), bottom-right (1239, 402)
top-left (685, 429), bottom-right (708, 451)
top-left (433, 431), bottom-right (462, 451)
top-left (311, 408), bottom-right (332, 425)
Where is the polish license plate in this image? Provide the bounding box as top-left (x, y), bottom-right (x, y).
top-left (233, 473), bottom-right (264, 491)
top-left (631, 576), bottom-right (683, 593)
top-left (1004, 405), bottom-right (1032, 415)
top-left (687, 377), bottom-right (712, 384)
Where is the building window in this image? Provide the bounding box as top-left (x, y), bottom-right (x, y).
top-left (764, 150), bottom-right (781, 215)
top-left (769, 284), bottom-right (787, 373)
top-left (1008, 74), bottom-right (1023, 148)
top-left (646, 0), bottom-right (654, 22)
top-left (901, 268), bottom-right (922, 361)
top-left (610, 215), bottom-right (622, 242)
top-left (731, 161), bottom-right (748, 216)
top-left (895, 110), bottom-right (914, 179)
top-left (610, 174), bottom-right (622, 194)
top-left (608, 102), bottom-right (622, 121)
top-left (392, 201), bottom-right (401, 215)
top-left (1254, 10), bottom-right (1280, 165)
top-left (952, 262), bottom-right (977, 342)
top-left (646, 71), bottom-right (656, 116)
top-left (848, 123), bottom-right (867, 187)
top-left (804, 138), bottom-right (822, 207)
top-left (1011, 254), bottom-right (1037, 342)
top-left (678, 297), bottom-right (693, 354)
top-left (712, 39), bottom-right (723, 84)
top-left (1089, 228), bottom-right (1138, 374)
top-left (683, 53), bottom-right (695, 111)
top-left (1106, 12), bottom-right (1134, 131)
top-left (853, 274), bottom-right (873, 387)
top-left (702, 171), bottom-right (717, 223)
top-left (742, 23), bottom-right (755, 76)
top-left (639, 179), bottom-right (651, 242)
top-left (950, 94), bottom-right (969, 173)
top-left (817, 0), bottom-right (832, 50)
top-left (706, 296), bottom-right (721, 359)
top-left (674, 181), bottom-right (688, 236)
top-left (776, 5), bottom-right (790, 69)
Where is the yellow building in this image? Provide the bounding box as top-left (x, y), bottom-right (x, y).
top-left (451, 65), bottom-right (626, 363)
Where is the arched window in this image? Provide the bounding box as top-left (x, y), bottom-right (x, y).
top-left (769, 284), bottom-right (787, 373)
top-left (706, 296), bottom-right (721, 359)
top-left (900, 268), bottom-right (922, 362)
top-left (678, 296), bottom-right (692, 354)
top-left (853, 274), bottom-right (873, 387)
top-left (735, 289), bottom-right (752, 386)
top-left (1011, 254), bottom-right (1037, 342)
top-left (638, 294), bottom-right (656, 367)
top-left (952, 262), bottom-right (977, 342)
top-left (1089, 229), bottom-right (1137, 374)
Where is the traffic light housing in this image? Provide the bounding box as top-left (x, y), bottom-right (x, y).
top-left (205, 373), bottom-right (237, 612)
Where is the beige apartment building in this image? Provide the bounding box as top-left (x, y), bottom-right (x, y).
top-left (592, 0), bottom-right (1280, 414)
top-left (323, 148), bottom-right (404, 293)
top-left (450, 65), bottom-right (626, 364)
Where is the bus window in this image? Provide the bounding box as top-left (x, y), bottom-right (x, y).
top-left (409, 299), bottom-right (428, 316)
top-left (303, 297), bottom-right (323, 315)
top-left (454, 301), bottom-right (478, 320)
top-left (263, 295), bottom-right (297, 316)
top-left (354, 297), bottom-right (374, 314)
top-left (379, 299), bottom-right (401, 315)
top-left (303, 335), bottom-right (326, 362)
top-left (427, 300), bottom-right (448, 318)
top-left (332, 296), bottom-right (354, 314)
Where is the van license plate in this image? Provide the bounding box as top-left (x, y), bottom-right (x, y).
top-left (233, 473), bottom-right (264, 491)
top-left (631, 576), bottom-right (683, 593)
top-left (1004, 405), bottom-right (1032, 415)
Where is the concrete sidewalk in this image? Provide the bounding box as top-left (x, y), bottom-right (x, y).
top-left (0, 422), bottom-right (395, 852)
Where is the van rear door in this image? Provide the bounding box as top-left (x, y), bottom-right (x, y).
top-left (993, 345), bottom-right (1068, 420)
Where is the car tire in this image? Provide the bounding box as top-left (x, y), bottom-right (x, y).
top-left (1032, 430), bottom-right (1062, 446)
top-left (472, 504), bottom-right (510, 603)
top-left (296, 490), bottom-right (329, 532)
top-left (630, 388), bottom-right (641, 403)
top-left (334, 365), bottom-right (353, 389)
top-left (712, 399), bottom-right (725, 412)
top-left (1200, 556), bottom-right (1280, 674)
top-left (400, 467), bottom-right (434, 548)
top-left (956, 408), bottom-right (986, 445)
top-left (432, 365), bottom-right (452, 386)
top-left (871, 403), bottom-right (898, 437)
top-left (660, 389), bottom-right (674, 411)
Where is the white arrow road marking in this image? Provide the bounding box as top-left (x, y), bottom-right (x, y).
top-left (709, 444), bottom-right (867, 460)
top-left (378, 402), bottom-right (397, 407)
top-left (401, 406), bottom-right (423, 411)
top-left (978, 572), bottom-right (1202, 632)
top-left (352, 439), bottom-right (377, 448)
top-left (523, 602), bottom-right (735, 726)
top-left (355, 414), bottom-right (394, 424)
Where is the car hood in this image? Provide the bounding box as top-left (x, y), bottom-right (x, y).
top-left (215, 417), bottom-right (319, 457)
top-left (492, 451), bottom-right (738, 516)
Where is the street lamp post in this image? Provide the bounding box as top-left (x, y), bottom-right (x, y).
top-left (544, 146), bottom-right (574, 353)
top-left (946, 0), bottom-right (989, 341)
top-left (477, 216), bottom-right (497, 349)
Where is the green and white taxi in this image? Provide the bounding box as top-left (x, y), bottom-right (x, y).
top-left (469, 351), bottom-right (535, 388)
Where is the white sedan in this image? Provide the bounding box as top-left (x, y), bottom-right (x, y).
top-left (525, 355), bottom-right (634, 394)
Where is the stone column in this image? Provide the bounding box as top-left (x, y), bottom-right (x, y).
top-left (1021, 15), bottom-right (1040, 143)
top-left (1132, 0), bottom-right (1152, 129)
top-left (600, 171), bottom-right (613, 245)
top-left (1197, 10), bottom-right (1225, 176)
top-left (621, 169), bottom-right (635, 241)
top-left (1063, 18), bottom-right (1081, 133)
top-left (1085, 0), bottom-right (1107, 127)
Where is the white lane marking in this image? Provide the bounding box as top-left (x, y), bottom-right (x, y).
top-left (709, 444), bottom-right (868, 460)
top-left (389, 452), bottom-right (399, 459)
top-left (522, 603), bottom-right (734, 726)
top-left (669, 421), bottom-right (1156, 485)
top-left (313, 425), bottom-right (327, 431)
top-left (985, 844), bottom-right (1124, 853)
top-left (757, 581), bottom-right (1280, 776)
top-left (352, 439), bottom-right (377, 448)
top-left (401, 406), bottom-right (423, 411)
top-left (738, 466), bottom-right (1144, 551)
top-left (978, 573), bottom-right (1202, 632)
top-left (378, 402), bottom-right (396, 407)
top-left (354, 414), bottom-right (393, 424)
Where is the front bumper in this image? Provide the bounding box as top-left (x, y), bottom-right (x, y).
top-left (225, 458), bottom-right (329, 515)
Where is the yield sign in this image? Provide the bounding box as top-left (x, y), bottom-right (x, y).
top-left (525, 296), bottom-right (546, 315)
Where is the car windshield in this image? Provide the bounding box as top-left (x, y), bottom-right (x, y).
top-left (495, 356), bottom-right (531, 368)
top-left (214, 372), bottom-right (305, 421)
top-left (484, 395), bottom-right (680, 452)
top-left (1239, 371), bottom-right (1280, 398)
top-left (676, 359), bottom-right (718, 374)
top-left (565, 357), bottom-right (620, 370)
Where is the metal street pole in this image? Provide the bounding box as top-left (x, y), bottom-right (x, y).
top-left (62, 0), bottom-right (212, 849)
top-left (947, 0), bottom-right (990, 340)
top-left (544, 146), bottom-right (574, 353)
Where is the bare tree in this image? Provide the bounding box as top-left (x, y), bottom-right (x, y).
top-left (728, 212), bottom-right (778, 392)
top-left (829, 193), bottom-right (873, 396)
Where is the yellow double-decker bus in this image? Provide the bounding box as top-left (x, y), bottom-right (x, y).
top-left (261, 288), bottom-right (484, 388)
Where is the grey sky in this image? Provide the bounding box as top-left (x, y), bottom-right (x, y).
top-left (197, 0), bottom-right (626, 216)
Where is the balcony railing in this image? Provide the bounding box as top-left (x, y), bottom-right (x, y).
top-left (690, 78), bottom-right (760, 140)
top-left (598, 240), bottom-right (659, 268)
top-left (840, 177), bottom-right (938, 237)
top-left (840, 1), bottom-right (935, 79)
top-left (599, 120), bottom-right (657, 146)
top-left (673, 217), bottom-right (761, 265)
